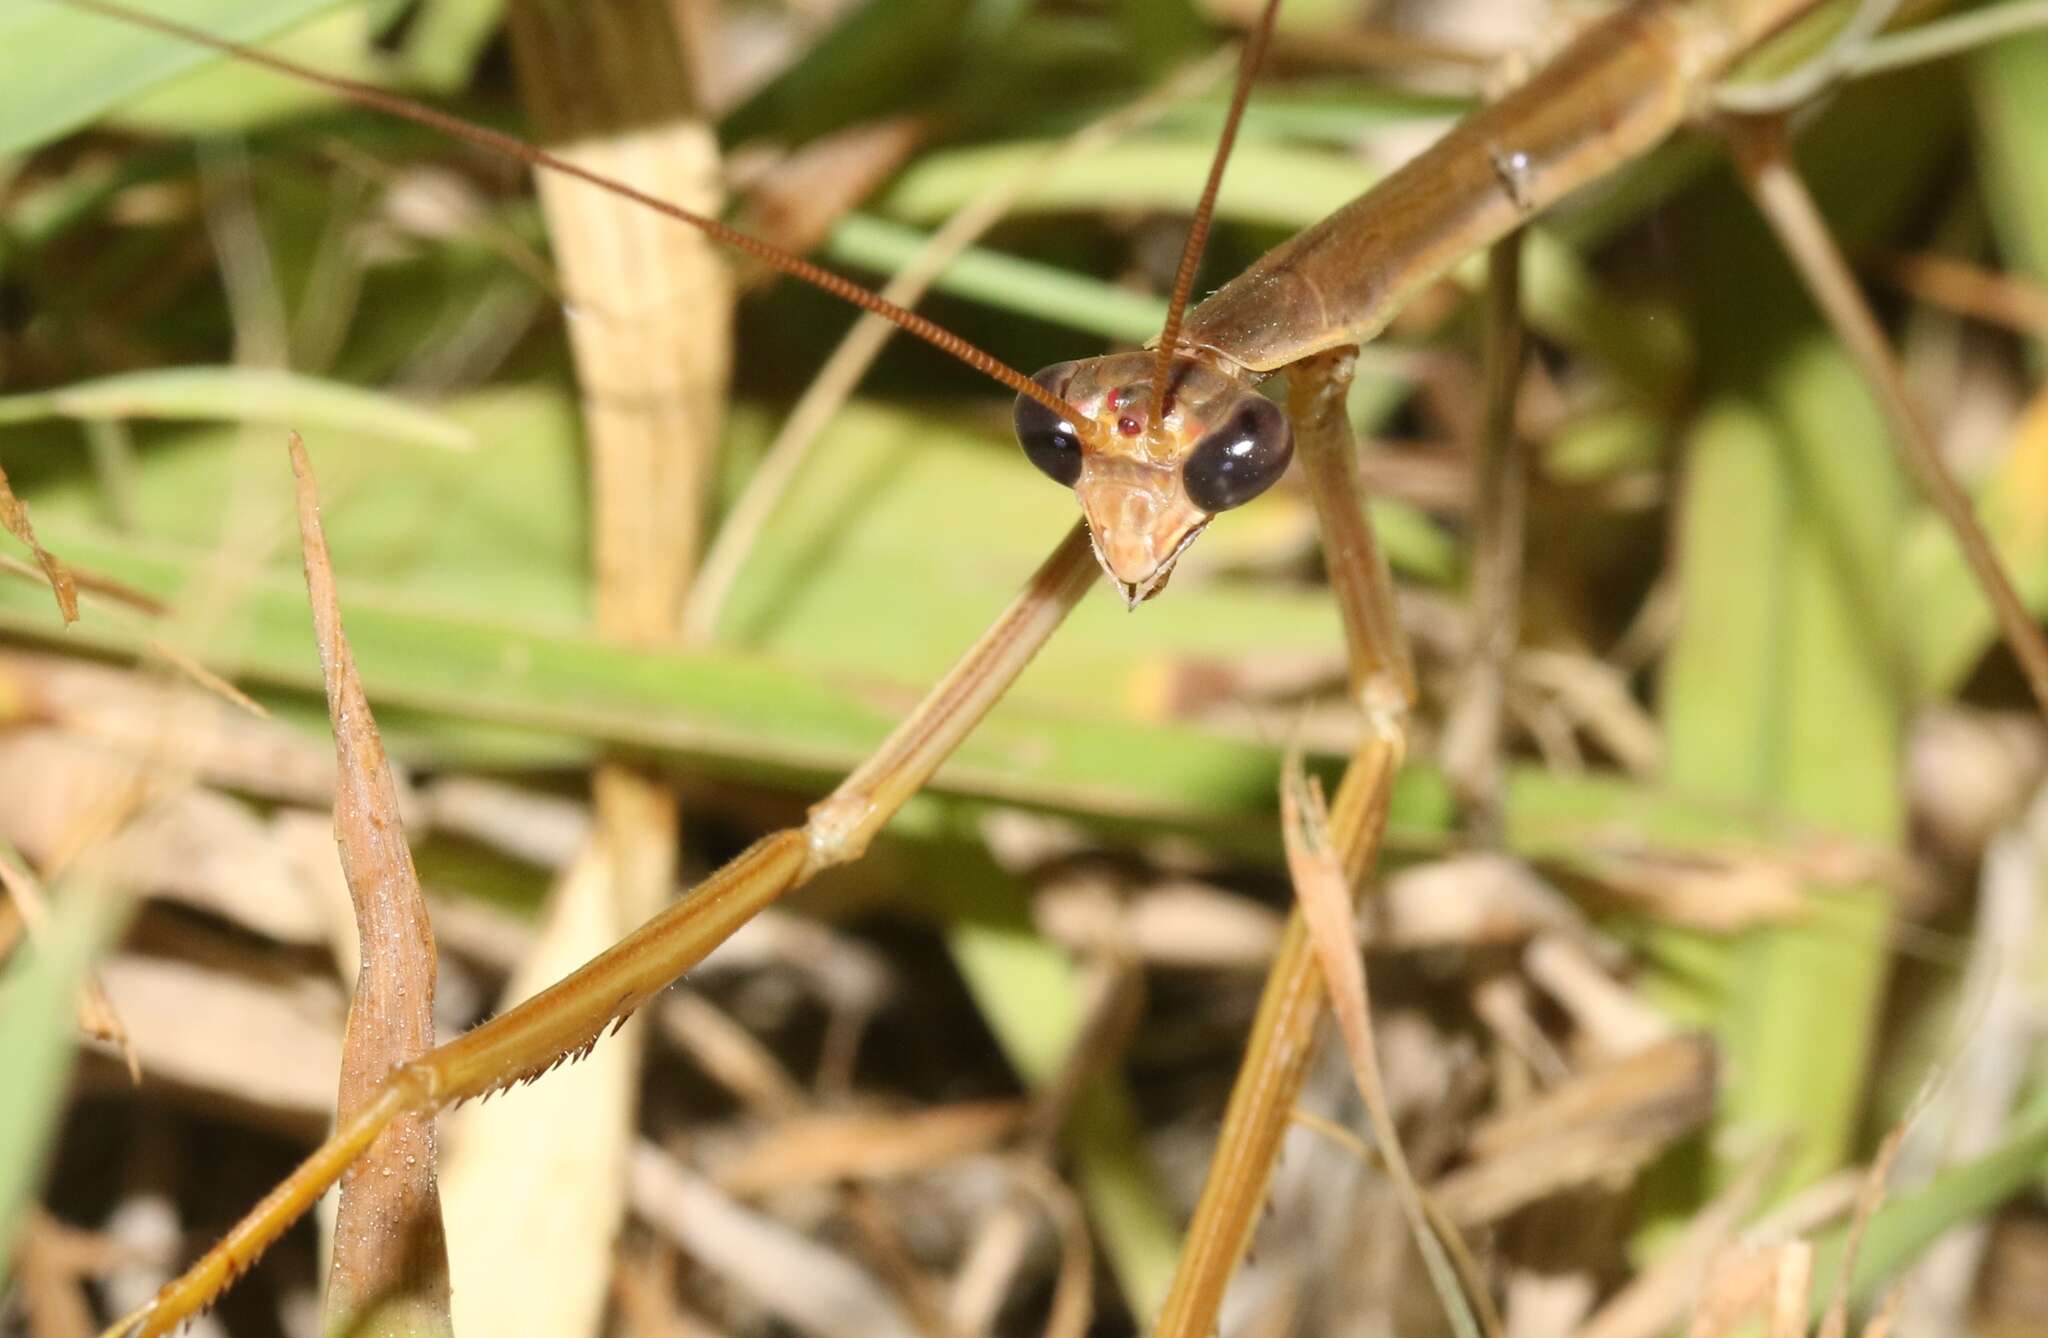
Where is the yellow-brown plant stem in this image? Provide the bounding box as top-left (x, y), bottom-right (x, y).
top-left (433, 4), bottom-right (730, 1333)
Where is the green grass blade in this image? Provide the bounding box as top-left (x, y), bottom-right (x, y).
top-left (1654, 66), bottom-right (1956, 1201)
top-left (108, 4), bottom-right (407, 136)
top-left (0, 367), bottom-right (474, 450)
top-left (1970, 27), bottom-right (2048, 359)
top-left (0, 886), bottom-right (123, 1291)
top-left (877, 135), bottom-right (1375, 231)
top-left (397, 0), bottom-right (505, 91)
top-left (1661, 371), bottom-right (1900, 1198)
top-left (823, 214), bottom-right (1168, 344)
top-left (0, 0), bottom-right (352, 155)
top-left (1811, 1090), bottom-right (2048, 1317)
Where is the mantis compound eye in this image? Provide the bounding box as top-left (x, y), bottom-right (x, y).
top-left (1014, 361), bottom-right (1085, 488)
top-left (1181, 395), bottom-right (1291, 512)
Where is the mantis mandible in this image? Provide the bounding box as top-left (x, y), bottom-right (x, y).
top-left (47, 0), bottom-right (2046, 1334)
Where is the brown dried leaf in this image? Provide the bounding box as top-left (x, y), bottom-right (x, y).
top-left (1433, 1033), bottom-right (1717, 1227)
top-left (631, 1142), bottom-right (920, 1338)
top-left (14, 1209), bottom-right (109, 1338)
top-left (95, 949), bottom-right (344, 1126)
top-left (0, 648), bottom-right (348, 809)
top-left (731, 116), bottom-right (927, 268)
top-left (290, 434), bottom-right (451, 1338)
top-left (1377, 854), bottom-right (1582, 950)
top-left (1573, 847), bottom-right (1816, 931)
top-left (716, 1100), bottom-right (1028, 1197)
top-left (1684, 1242), bottom-right (1813, 1338)
top-left (0, 732), bottom-right (329, 946)
top-left (0, 459), bottom-right (77, 623)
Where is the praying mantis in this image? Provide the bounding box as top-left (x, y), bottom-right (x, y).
top-left (25, 0), bottom-right (2048, 1333)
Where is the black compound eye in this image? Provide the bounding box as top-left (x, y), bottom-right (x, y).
top-left (1014, 361), bottom-right (1085, 488)
top-left (1182, 395), bottom-right (1291, 512)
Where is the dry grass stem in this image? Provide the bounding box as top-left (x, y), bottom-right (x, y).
top-left (435, 847), bottom-right (644, 1338)
top-left (1009, 1158), bottom-right (1096, 1338)
top-left (290, 434), bottom-right (452, 1337)
top-left (1522, 934), bottom-right (1674, 1058)
top-left (1471, 972), bottom-right (1571, 1088)
top-left (1570, 847), bottom-right (1820, 932)
top-left (1441, 234), bottom-right (1526, 836)
top-left (1280, 752), bottom-right (1487, 1338)
top-left (431, 3), bottom-right (731, 1334)
top-left (0, 650), bottom-right (353, 810)
top-left (138, 639), bottom-right (267, 719)
top-left (1877, 248), bottom-right (2048, 335)
top-left (1729, 113), bottom-right (2048, 714)
top-left (1772, 1244), bottom-right (1818, 1338)
top-left (1035, 877), bottom-right (1285, 970)
top-left (0, 552), bottom-right (161, 617)
top-left (715, 1101), bottom-right (1028, 1197)
top-left (656, 989), bottom-right (809, 1118)
top-left (420, 777), bottom-right (591, 870)
top-left (1817, 1127), bottom-right (1907, 1338)
top-left (0, 459), bottom-right (77, 624)
top-left (629, 1142), bottom-right (920, 1338)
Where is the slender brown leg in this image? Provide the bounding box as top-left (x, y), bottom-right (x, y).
top-left (110, 523), bottom-right (1097, 1338)
top-left (1152, 349), bottom-right (1417, 1338)
top-left (1292, 350), bottom-right (1416, 722)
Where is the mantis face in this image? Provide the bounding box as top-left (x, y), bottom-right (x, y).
top-left (1014, 351), bottom-right (1293, 606)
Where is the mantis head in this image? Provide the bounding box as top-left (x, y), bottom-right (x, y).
top-left (1014, 352), bottom-right (1293, 606)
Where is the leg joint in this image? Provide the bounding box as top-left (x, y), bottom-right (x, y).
top-left (803, 791), bottom-right (877, 876)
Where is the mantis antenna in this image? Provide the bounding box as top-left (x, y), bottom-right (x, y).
top-left (57, 0), bottom-right (1085, 429)
top-left (1150, 0), bottom-right (1285, 427)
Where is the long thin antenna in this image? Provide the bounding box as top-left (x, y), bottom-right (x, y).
top-left (58, 0), bottom-right (1081, 425)
top-left (1150, 0), bottom-right (1284, 426)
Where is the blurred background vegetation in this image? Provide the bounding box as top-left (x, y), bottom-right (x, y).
top-left (5, 0), bottom-right (2048, 1334)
